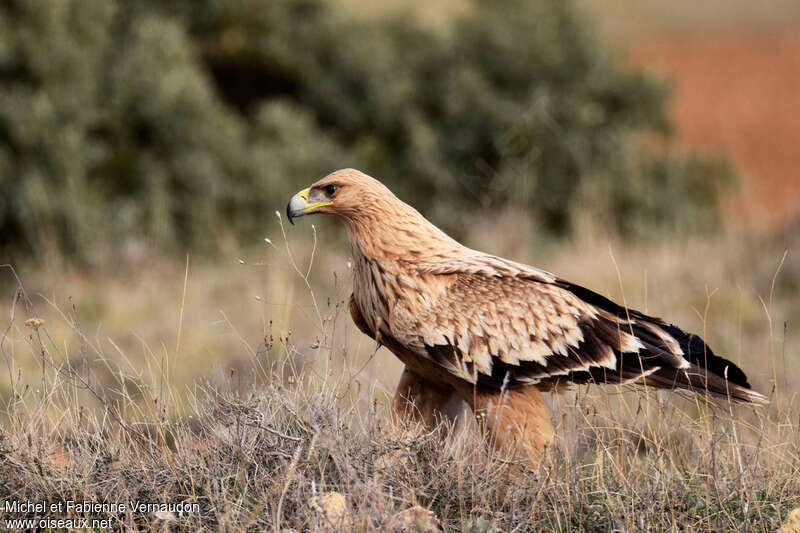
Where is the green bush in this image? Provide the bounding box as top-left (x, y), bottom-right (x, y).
top-left (0, 0), bottom-right (734, 261)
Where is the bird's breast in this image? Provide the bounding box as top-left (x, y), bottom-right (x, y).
top-left (352, 257), bottom-right (395, 335)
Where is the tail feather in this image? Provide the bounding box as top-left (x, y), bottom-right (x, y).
top-left (644, 363), bottom-right (769, 405)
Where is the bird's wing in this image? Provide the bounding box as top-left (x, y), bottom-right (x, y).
top-left (384, 258), bottom-right (757, 401)
top-left (389, 267), bottom-right (643, 386)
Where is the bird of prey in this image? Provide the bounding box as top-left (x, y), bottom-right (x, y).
top-left (286, 168), bottom-right (767, 464)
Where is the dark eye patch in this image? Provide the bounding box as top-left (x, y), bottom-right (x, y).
top-left (322, 184), bottom-right (338, 197)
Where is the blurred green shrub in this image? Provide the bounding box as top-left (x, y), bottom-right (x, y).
top-left (0, 0), bottom-right (734, 262)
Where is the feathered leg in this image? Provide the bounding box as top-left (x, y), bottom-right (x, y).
top-left (468, 386), bottom-right (553, 466)
top-left (393, 367), bottom-right (457, 428)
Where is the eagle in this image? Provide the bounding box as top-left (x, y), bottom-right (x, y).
top-left (286, 169), bottom-right (767, 464)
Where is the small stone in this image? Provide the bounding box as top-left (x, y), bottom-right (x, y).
top-left (388, 506), bottom-right (442, 532)
top-left (780, 508), bottom-right (800, 533)
top-left (310, 491), bottom-right (348, 526)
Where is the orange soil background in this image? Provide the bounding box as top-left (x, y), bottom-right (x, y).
top-left (629, 28), bottom-right (800, 231)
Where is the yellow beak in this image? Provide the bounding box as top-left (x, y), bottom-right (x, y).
top-left (286, 187), bottom-right (333, 224)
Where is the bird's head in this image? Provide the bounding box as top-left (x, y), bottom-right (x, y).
top-left (286, 168), bottom-right (462, 261)
top-left (286, 168), bottom-right (393, 225)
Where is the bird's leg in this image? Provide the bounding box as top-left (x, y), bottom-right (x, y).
top-left (469, 386), bottom-right (554, 467)
top-left (392, 367), bottom-right (457, 429)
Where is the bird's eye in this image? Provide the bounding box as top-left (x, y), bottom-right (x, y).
top-left (322, 184), bottom-right (338, 197)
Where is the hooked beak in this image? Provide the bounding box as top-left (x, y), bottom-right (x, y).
top-left (286, 187), bottom-right (333, 225)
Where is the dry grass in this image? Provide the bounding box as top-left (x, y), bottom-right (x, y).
top-left (2, 359), bottom-right (798, 531)
top-left (1, 214), bottom-right (798, 530)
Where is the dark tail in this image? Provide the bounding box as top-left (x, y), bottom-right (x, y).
top-left (647, 324), bottom-right (768, 405)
